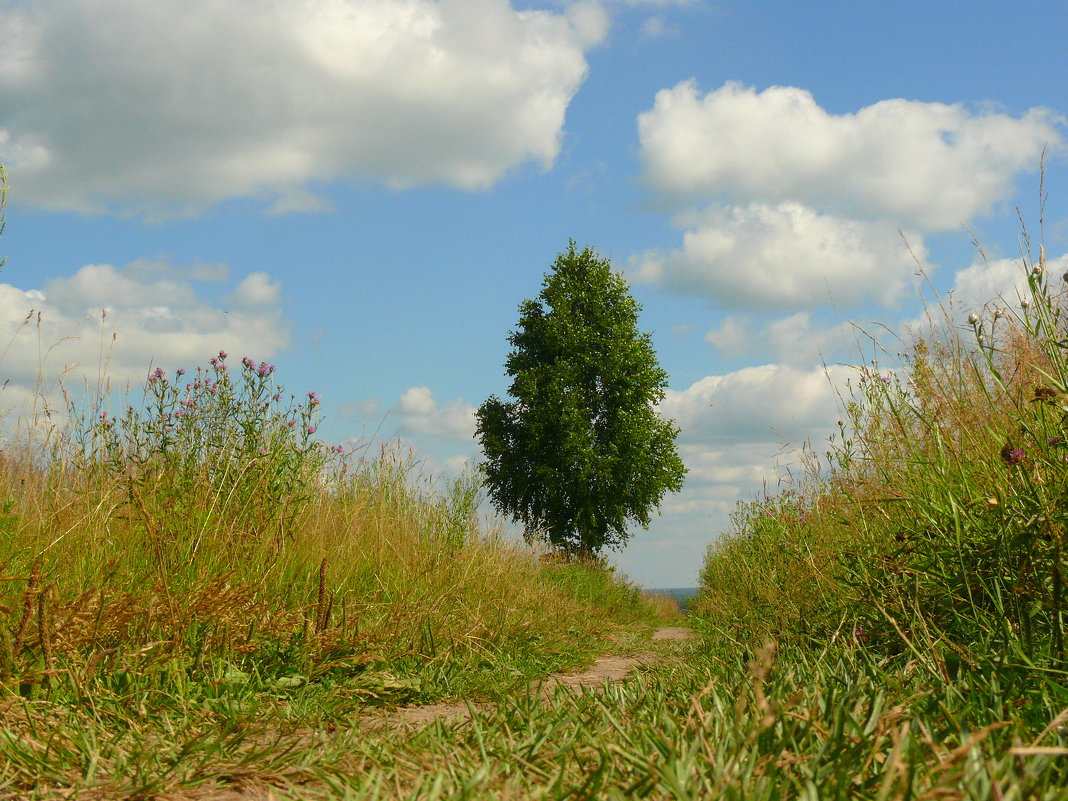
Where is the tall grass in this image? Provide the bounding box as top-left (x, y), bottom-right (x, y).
top-left (0, 351), bottom-right (660, 701)
top-left (701, 234), bottom-right (1068, 677)
top-left (693, 204), bottom-right (1068, 793)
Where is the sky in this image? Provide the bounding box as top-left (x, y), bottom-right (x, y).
top-left (1, 0), bottom-right (1067, 587)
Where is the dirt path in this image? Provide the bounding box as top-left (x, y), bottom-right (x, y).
top-left (384, 625), bottom-right (694, 728)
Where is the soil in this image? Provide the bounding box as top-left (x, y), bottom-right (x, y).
top-left (383, 625), bottom-right (695, 729)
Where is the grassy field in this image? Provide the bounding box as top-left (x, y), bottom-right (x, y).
top-left (1, 168), bottom-right (1067, 797)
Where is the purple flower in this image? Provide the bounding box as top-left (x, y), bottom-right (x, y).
top-left (333, 445), bottom-right (344, 453)
top-left (274, 393), bottom-right (282, 402)
top-left (306, 425), bottom-right (317, 434)
top-left (286, 420), bottom-right (296, 428)
top-left (218, 350), bottom-right (228, 359)
top-left (176, 368), bottom-right (185, 377)
top-left (1002, 447), bottom-right (1027, 466)
top-left (242, 356), bottom-right (255, 369)
top-left (148, 367), bottom-right (165, 382)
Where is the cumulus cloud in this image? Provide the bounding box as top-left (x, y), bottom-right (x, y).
top-left (638, 81), bottom-right (1061, 228)
top-left (633, 202), bottom-right (926, 309)
top-left (947, 253), bottom-right (1068, 313)
top-left (705, 312), bottom-right (858, 367)
top-left (661, 363), bottom-right (850, 448)
top-left (0, 260), bottom-right (290, 422)
top-left (231, 272), bottom-right (283, 307)
top-left (396, 385), bottom-right (477, 441)
top-left (0, 0), bottom-right (606, 217)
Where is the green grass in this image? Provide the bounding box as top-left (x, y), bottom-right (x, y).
top-left (3, 161), bottom-right (1068, 797)
top-left (0, 348), bottom-right (666, 797)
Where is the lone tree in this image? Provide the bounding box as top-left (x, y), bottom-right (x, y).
top-left (476, 242), bottom-right (686, 556)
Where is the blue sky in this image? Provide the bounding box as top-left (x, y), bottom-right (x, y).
top-left (1, 0), bottom-right (1066, 586)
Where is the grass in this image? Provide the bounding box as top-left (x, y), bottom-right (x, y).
top-left (3, 158), bottom-right (1068, 797)
top-left (0, 345), bottom-right (665, 797)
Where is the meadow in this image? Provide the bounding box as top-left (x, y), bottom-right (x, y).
top-left (2, 195), bottom-right (1068, 797)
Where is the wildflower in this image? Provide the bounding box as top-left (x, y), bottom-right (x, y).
top-left (993, 307), bottom-right (1004, 319)
top-left (148, 367), bottom-right (165, 382)
top-left (1032, 265), bottom-right (1043, 277)
top-left (242, 356), bottom-right (255, 369)
top-left (286, 420), bottom-right (296, 428)
top-left (1001, 443), bottom-right (1027, 466)
top-left (1048, 436), bottom-right (1063, 446)
top-left (967, 313), bottom-right (979, 325)
top-left (218, 350), bottom-right (228, 359)
top-left (307, 425), bottom-right (317, 434)
top-left (333, 445), bottom-right (344, 453)
top-left (176, 368), bottom-right (185, 377)
top-left (1021, 298), bottom-right (1030, 308)
top-left (274, 393), bottom-right (282, 402)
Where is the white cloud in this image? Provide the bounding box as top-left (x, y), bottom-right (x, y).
top-left (640, 16), bottom-right (679, 38)
top-left (705, 311), bottom-right (857, 366)
top-left (661, 363), bottom-right (850, 447)
top-left (633, 202), bottom-right (926, 309)
top-left (948, 253), bottom-right (1068, 313)
top-left (399, 386), bottom-right (439, 416)
top-left (0, 261), bottom-right (290, 423)
top-left (704, 315), bottom-right (750, 357)
top-left (232, 272), bottom-right (283, 307)
top-left (396, 385), bottom-right (477, 441)
top-left (0, 0), bottom-right (605, 217)
top-left (638, 81), bottom-right (1061, 229)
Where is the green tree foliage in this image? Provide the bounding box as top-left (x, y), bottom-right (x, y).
top-left (476, 242), bottom-right (686, 555)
